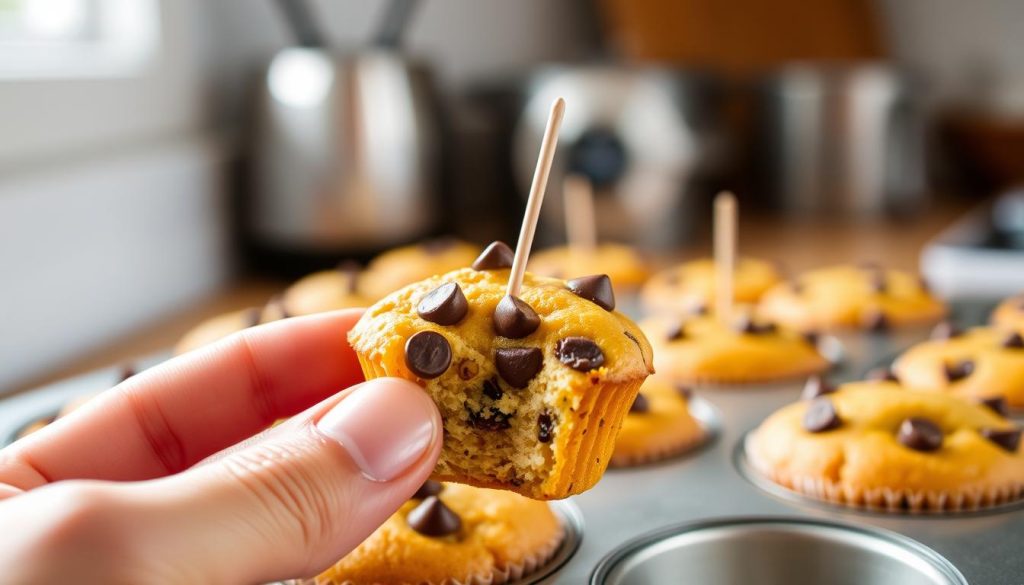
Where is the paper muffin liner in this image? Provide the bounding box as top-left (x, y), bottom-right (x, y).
top-left (609, 426), bottom-right (707, 468)
top-left (745, 436), bottom-right (1024, 513)
top-left (298, 521), bottom-right (566, 585)
top-left (356, 352), bottom-right (644, 499)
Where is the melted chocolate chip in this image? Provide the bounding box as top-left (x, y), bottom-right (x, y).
top-left (1002, 332), bottom-right (1024, 349)
top-left (979, 396), bottom-right (1010, 418)
top-left (944, 360), bottom-right (974, 382)
top-left (897, 418), bottom-right (943, 452)
top-left (676, 385), bottom-right (693, 400)
top-left (980, 428), bottom-right (1021, 452)
top-left (665, 321), bottom-right (686, 341)
top-left (404, 331), bottom-right (452, 379)
top-left (538, 410), bottom-right (555, 443)
top-left (801, 376), bottom-right (836, 400)
top-left (493, 295), bottom-right (540, 338)
top-left (566, 274), bottom-right (616, 311)
top-left (417, 282), bottom-right (469, 325)
top-left (556, 337), bottom-right (605, 371)
top-left (472, 241), bottom-right (515, 270)
top-left (802, 330), bottom-right (820, 347)
top-left (495, 347), bottom-right (543, 388)
top-left (457, 359), bottom-right (478, 381)
top-left (467, 406), bottom-right (512, 431)
top-left (803, 398), bottom-right (842, 433)
top-left (407, 496), bottom-right (462, 537)
top-left (930, 321), bottom-right (961, 340)
top-left (412, 480), bottom-right (444, 500)
top-left (482, 377), bottom-right (503, 400)
top-left (734, 315), bottom-right (777, 335)
top-left (630, 393), bottom-right (650, 414)
top-left (866, 367), bottom-right (900, 383)
top-left (863, 310), bottom-right (889, 332)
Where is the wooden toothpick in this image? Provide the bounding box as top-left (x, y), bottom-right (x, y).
top-left (564, 174), bottom-right (598, 256)
top-left (507, 97), bottom-right (566, 297)
top-left (714, 191), bottom-right (737, 324)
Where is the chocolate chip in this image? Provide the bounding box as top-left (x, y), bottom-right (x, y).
top-left (803, 398), bottom-right (842, 433)
top-left (802, 330), bottom-right (820, 347)
top-left (457, 359), bottom-right (478, 381)
top-left (538, 410), bottom-right (555, 443)
top-left (630, 393), bottom-right (650, 414)
top-left (1002, 332), bottom-right (1024, 349)
top-left (866, 367), bottom-right (899, 383)
top-left (421, 238), bottom-right (457, 255)
top-left (417, 282), bottom-right (469, 326)
top-left (556, 337), bottom-right (605, 371)
top-left (482, 377), bottom-right (503, 400)
top-left (404, 331), bottom-right (452, 379)
top-left (979, 396), bottom-right (1010, 417)
top-left (944, 360), bottom-right (974, 382)
top-left (493, 295), bottom-right (540, 338)
top-left (897, 418), bottom-right (943, 452)
top-left (980, 428), bottom-right (1021, 452)
top-left (472, 241), bottom-right (514, 270)
top-left (412, 480), bottom-right (444, 500)
top-left (665, 321), bottom-right (686, 341)
top-left (676, 386), bottom-right (693, 400)
top-left (734, 314), bottom-right (777, 335)
top-left (566, 274), bottom-right (616, 311)
top-left (801, 376), bottom-right (836, 400)
top-left (863, 310), bottom-right (889, 332)
top-left (495, 347), bottom-right (543, 388)
top-left (467, 406), bottom-right (512, 431)
top-left (930, 321), bottom-right (961, 340)
top-left (407, 496), bottom-right (461, 537)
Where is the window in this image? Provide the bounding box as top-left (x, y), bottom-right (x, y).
top-left (0, 0), bottom-right (159, 79)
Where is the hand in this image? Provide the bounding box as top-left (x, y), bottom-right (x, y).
top-left (0, 310), bottom-right (442, 584)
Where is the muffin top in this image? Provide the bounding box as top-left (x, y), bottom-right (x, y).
top-left (892, 326), bottom-right (1024, 409)
top-left (641, 257), bottom-right (781, 314)
top-left (749, 382), bottom-right (1023, 495)
top-left (360, 238), bottom-right (481, 301)
top-left (528, 243), bottom-right (649, 289)
top-left (612, 376), bottom-right (704, 466)
top-left (282, 266), bottom-right (371, 317)
top-left (312, 482), bottom-right (562, 585)
top-left (991, 292), bottom-right (1024, 333)
top-left (757, 264), bottom-right (946, 332)
top-left (641, 313), bottom-right (829, 384)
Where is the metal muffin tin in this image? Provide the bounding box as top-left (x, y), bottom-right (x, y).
top-left (2, 302), bottom-right (1021, 583)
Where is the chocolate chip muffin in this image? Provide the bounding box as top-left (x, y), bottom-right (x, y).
top-left (641, 257), bottom-right (781, 316)
top-left (360, 238), bottom-right (481, 302)
top-left (610, 377), bottom-right (706, 467)
top-left (757, 264), bottom-right (946, 332)
top-left (528, 243), bottom-right (649, 291)
top-left (641, 312), bottom-right (829, 384)
top-left (991, 292), bottom-right (1024, 333)
top-left (349, 241), bottom-right (654, 499)
top-left (306, 481), bottom-right (564, 585)
top-left (892, 326), bottom-right (1024, 409)
top-left (281, 262), bottom-right (371, 316)
top-left (747, 381), bottom-right (1024, 512)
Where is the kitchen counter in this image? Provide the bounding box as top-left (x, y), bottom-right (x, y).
top-left (11, 205), bottom-right (967, 395)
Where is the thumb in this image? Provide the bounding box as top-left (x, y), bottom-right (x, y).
top-left (125, 378), bottom-right (442, 584)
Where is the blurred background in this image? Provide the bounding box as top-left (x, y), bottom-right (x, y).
top-left (2, 0), bottom-right (1024, 392)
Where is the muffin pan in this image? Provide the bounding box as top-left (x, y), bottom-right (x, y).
top-left (1, 302), bottom-right (1020, 583)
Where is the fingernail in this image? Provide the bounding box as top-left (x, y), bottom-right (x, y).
top-left (316, 379), bottom-right (437, 482)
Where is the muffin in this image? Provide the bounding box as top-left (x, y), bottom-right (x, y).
top-left (349, 241), bottom-right (654, 499)
top-left (641, 312), bottom-right (830, 384)
top-left (757, 264), bottom-right (946, 332)
top-left (747, 381), bottom-right (1024, 512)
top-left (360, 238), bottom-right (481, 301)
top-left (641, 257), bottom-right (781, 315)
top-left (307, 481), bottom-right (564, 585)
top-left (528, 243), bottom-right (649, 291)
top-left (282, 263), bottom-right (371, 316)
top-left (991, 292), bottom-right (1024, 333)
top-left (892, 326), bottom-right (1024, 409)
top-left (173, 307), bottom-right (262, 355)
top-left (610, 377), bottom-right (706, 467)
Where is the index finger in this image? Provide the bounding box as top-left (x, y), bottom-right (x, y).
top-left (0, 309), bottom-right (366, 490)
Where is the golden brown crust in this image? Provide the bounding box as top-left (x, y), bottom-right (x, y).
top-left (991, 293), bottom-right (1024, 333)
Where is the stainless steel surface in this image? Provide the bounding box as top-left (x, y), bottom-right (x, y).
top-left (592, 518), bottom-right (966, 585)
top-left (514, 66), bottom-right (725, 249)
top-left (2, 303), bottom-right (1021, 583)
top-left (250, 48), bottom-right (441, 251)
top-left (760, 64), bottom-right (926, 216)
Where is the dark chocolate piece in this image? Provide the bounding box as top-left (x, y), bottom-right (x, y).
top-left (1002, 332), bottom-right (1024, 349)
top-left (493, 295), bottom-right (540, 338)
top-left (404, 331), bottom-right (452, 379)
top-left (457, 359), bottom-right (478, 381)
top-left (803, 398), bottom-right (841, 433)
top-left (802, 330), bottom-right (820, 347)
top-left (538, 410), bottom-right (555, 443)
top-left (897, 417), bottom-right (943, 452)
top-left (407, 496), bottom-right (462, 537)
top-left (980, 428), bottom-right (1021, 452)
top-left (978, 396), bottom-right (1010, 418)
top-left (676, 385), bottom-right (693, 400)
top-left (472, 241), bottom-right (514, 270)
top-left (495, 347), bottom-right (543, 388)
top-left (866, 367), bottom-right (899, 383)
top-left (665, 321), bottom-right (686, 341)
top-left (566, 274), bottom-right (616, 311)
top-left (412, 480), bottom-right (444, 500)
top-left (629, 393), bottom-right (650, 414)
top-left (481, 377), bottom-right (503, 400)
top-left (556, 337), bottom-right (605, 371)
top-left (417, 282), bottom-right (468, 326)
top-left (863, 310), bottom-right (889, 332)
top-left (930, 321), bottom-right (961, 340)
top-left (801, 376), bottom-right (835, 400)
top-left (467, 406), bottom-right (512, 431)
top-left (734, 314), bottom-right (777, 335)
top-left (944, 360), bottom-right (974, 382)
